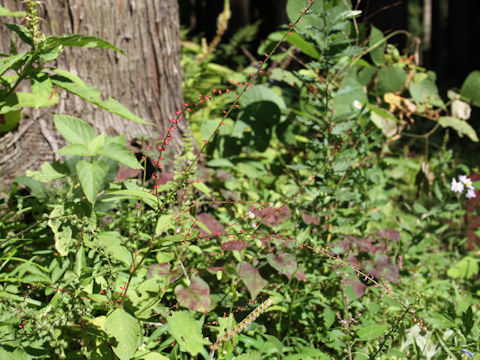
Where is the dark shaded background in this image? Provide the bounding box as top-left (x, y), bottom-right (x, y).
top-left (179, 0), bottom-right (480, 89)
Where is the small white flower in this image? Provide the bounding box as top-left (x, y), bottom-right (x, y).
top-left (466, 187), bottom-right (476, 199)
top-left (459, 175), bottom-right (473, 187)
top-left (247, 210), bottom-right (255, 219)
top-left (353, 100), bottom-right (362, 110)
top-left (451, 178), bottom-right (464, 193)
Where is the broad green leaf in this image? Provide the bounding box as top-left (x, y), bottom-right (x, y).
top-left (285, 32), bottom-right (320, 60)
top-left (0, 52), bottom-right (27, 76)
top-left (368, 107), bottom-right (398, 137)
top-left (175, 276), bottom-right (211, 313)
top-left (54, 225), bottom-right (72, 256)
top-left (57, 143), bottom-right (91, 156)
top-left (167, 311), bottom-right (210, 356)
top-left (0, 5), bottom-right (26, 17)
top-left (98, 232), bottom-right (132, 267)
top-left (369, 26), bottom-right (385, 66)
top-left (51, 69), bottom-right (151, 125)
top-left (54, 114), bottom-right (96, 144)
top-left (88, 134), bottom-right (105, 156)
top-left (45, 34), bottom-right (126, 55)
top-left (26, 162), bottom-right (68, 182)
top-left (447, 257), bottom-right (479, 279)
top-left (438, 116), bottom-right (479, 142)
top-left (107, 189), bottom-right (158, 210)
top-left (460, 70), bottom-right (480, 107)
top-left (0, 109), bottom-right (21, 133)
top-left (356, 324), bottom-right (387, 341)
top-left (1, 23), bottom-right (32, 45)
top-left (334, 78), bottom-right (367, 115)
top-left (239, 85), bottom-right (286, 110)
top-left (376, 66), bottom-right (407, 95)
top-left (105, 308), bottom-right (141, 360)
top-left (99, 142), bottom-right (142, 169)
top-left (76, 160), bottom-right (109, 204)
top-left (239, 262), bottom-right (268, 300)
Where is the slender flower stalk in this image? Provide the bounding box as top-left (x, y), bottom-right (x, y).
top-left (209, 298), bottom-right (273, 357)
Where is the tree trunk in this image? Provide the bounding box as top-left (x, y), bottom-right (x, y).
top-left (0, 0), bottom-right (184, 190)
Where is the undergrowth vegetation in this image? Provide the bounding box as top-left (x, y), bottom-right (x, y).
top-left (1, 0), bottom-right (480, 359)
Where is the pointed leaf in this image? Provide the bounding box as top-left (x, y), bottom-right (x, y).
top-left (167, 311), bottom-right (210, 356)
top-left (88, 134), bottom-right (105, 156)
top-left (239, 262), bottom-right (267, 300)
top-left (51, 69), bottom-right (151, 125)
top-left (105, 308), bottom-right (141, 360)
top-left (54, 114), bottom-right (95, 144)
top-left (357, 324), bottom-right (387, 341)
top-left (175, 276), bottom-right (211, 313)
top-left (107, 189), bottom-right (158, 210)
top-left (369, 26), bottom-right (385, 66)
top-left (461, 71), bottom-right (480, 107)
top-left (267, 251), bottom-right (297, 279)
top-left (438, 116), bottom-right (479, 142)
top-left (57, 143), bottom-right (91, 156)
top-left (99, 142), bottom-right (142, 169)
top-left (45, 34), bottom-right (125, 55)
top-left (0, 52), bottom-right (27, 76)
top-left (98, 232), bottom-right (133, 268)
top-left (0, 6), bottom-right (26, 17)
top-left (76, 160), bottom-right (109, 204)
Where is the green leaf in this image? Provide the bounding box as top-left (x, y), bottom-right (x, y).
top-left (0, 109), bottom-right (21, 133)
top-left (369, 26), bottom-right (385, 66)
top-left (105, 308), bottom-right (141, 360)
top-left (107, 189), bottom-right (158, 210)
top-left (0, 6), bottom-right (26, 17)
top-left (88, 134), bottom-right (105, 156)
top-left (438, 116), bottom-right (479, 142)
top-left (45, 34), bottom-right (126, 55)
top-left (98, 232), bottom-right (133, 267)
top-left (1, 23), bottom-right (32, 45)
top-left (0, 52), bottom-right (27, 76)
top-left (26, 162), bottom-right (68, 182)
top-left (54, 114), bottom-right (96, 144)
top-left (76, 160), bottom-right (109, 204)
top-left (356, 324), bottom-right (387, 341)
top-left (99, 142), bottom-right (142, 169)
top-left (74, 244), bottom-right (86, 278)
top-left (54, 225), bottom-right (72, 257)
top-left (57, 143), bottom-right (91, 156)
top-left (285, 32), bottom-right (320, 60)
top-left (447, 257), bottom-right (479, 279)
top-left (51, 69), bottom-right (152, 125)
top-left (460, 71), bottom-right (480, 107)
top-left (167, 311), bottom-right (210, 356)
top-left (376, 66), bottom-right (407, 95)
top-left (239, 85), bottom-right (286, 110)
top-left (175, 277), bottom-right (211, 313)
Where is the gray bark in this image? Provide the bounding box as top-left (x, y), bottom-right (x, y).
top-left (0, 0), bottom-right (184, 190)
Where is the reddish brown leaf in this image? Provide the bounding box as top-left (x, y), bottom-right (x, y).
top-left (267, 251), bottom-right (297, 279)
top-left (239, 262), bottom-right (267, 300)
top-left (196, 213), bottom-right (224, 237)
top-left (175, 276), bottom-right (211, 313)
top-left (221, 240), bottom-right (248, 251)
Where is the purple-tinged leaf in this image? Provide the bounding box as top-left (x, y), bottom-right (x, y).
top-left (175, 276), bottom-right (211, 313)
top-left (196, 213), bottom-right (224, 236)
top-left (345, 277), bottom-right (366, 299)
top-left (302, 213), bottom-right (320, 225)
top-left (221, 240), bottom-right (248, 251)
top-left (239, 262), bottom-right (267, 299)
top-left (147, 263), bottom-right (170, 278)
top-left (377, 229), bottom-right (400, 242)
top-left (267, 251), bottom-right (297, 279)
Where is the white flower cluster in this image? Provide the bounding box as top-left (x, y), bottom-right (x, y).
top-left (451, 175), bottom-right (476, 199)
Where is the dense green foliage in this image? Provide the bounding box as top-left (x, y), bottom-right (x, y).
top-left (1, 0), bottom-right (480, 359)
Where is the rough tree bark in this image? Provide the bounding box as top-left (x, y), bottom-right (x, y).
top-left (0, 0), bottom-right (184, 190)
